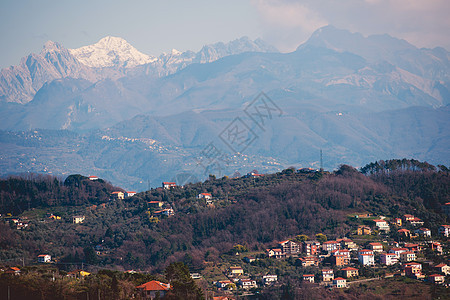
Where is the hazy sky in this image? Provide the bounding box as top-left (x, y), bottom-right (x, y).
top-left (0, 0), bottom-right (449, 68)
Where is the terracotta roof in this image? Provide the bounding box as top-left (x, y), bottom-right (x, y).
top-left (162, 182), bottom-right (176, 185)
top-left (440, 225), bottom-right (450, 228)
top-left (429, 274), bottom-right (444, 277)
top-left (334, 277), bottom-right (346, 281)
top-left (200, 193), bottom-right (212, 196)
top-left (303, 274), bottom-right (314, 277)
top-left (435, 263), bottom-right (447, 268)
top-left (136, 280), bottom-right (170, 291)
top-left (342, 267), bottom-right (358, 271)
top-left (369, 242), bottom-right (383, 246)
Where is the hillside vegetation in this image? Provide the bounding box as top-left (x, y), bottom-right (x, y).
top-left (0, 159), bottom-right (448, 273)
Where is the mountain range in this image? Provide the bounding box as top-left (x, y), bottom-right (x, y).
top-left (0, 25), bottom-right (448, 190)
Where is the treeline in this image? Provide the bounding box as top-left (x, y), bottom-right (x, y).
top-left (120, 161), bottom-right (448, 271)
top-left (0, 159), bottom-right (448, 273)
top-left (0, 262), bottom-right (203, 300)
top-left (0, 174), bottom-right (121, 214)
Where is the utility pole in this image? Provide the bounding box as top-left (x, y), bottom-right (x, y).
top-left (320, 149), bottom-right (323, 171)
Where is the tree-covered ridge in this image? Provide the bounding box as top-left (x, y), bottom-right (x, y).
top-left (0, 159), bottom-right (448, 273)
top-left (0, 173), bottom-right (122, 214)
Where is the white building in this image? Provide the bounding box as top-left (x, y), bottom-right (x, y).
top-left (262, 275), bottom-right (278, 285)
top-left (380, 253), bottom-right (398, 265)
top-left (332, 277), bottom-right (347, 288)
top-left (358, 250), bottom-right (375, 266)
top-left (400, 251), bottom-right (416, 262)
top-left (239, 279), bottom-right (257, 289)
top-left (37, 254), bottom-right (51, 263)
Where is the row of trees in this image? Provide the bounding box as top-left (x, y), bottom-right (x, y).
top-left (0, 174), bottom-right (121, 214)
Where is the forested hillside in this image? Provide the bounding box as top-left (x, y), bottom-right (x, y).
top-left (0, 159), bottom-right (448, 274)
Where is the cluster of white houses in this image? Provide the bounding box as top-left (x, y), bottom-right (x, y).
top-left (260, 213), bottom-right (450, 288)
top-left (214, 266), bottom-right (277, 291)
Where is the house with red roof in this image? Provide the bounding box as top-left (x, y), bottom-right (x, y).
top-left (400, 251), bottom-right (416, 262)
top-left (88, 175), bottom-right (98, 181)
top-left (37, 254), bottom-right (51, 263)
top-left (338, 239), bottom-right (358, 251)
top-left (414, 228), bottom-right (431, 237)
top-left (303, 274), bottom-right (315, 283)
top-left (279, 240), bottom-right (300, 255)
top-left (5, 267), bottom-right (21, 275)
top-left (162, 182), bottom-right (176, 189)
top-left (322, 269), bottom-right (334, 282)
top-left (111, 191), bottom-right (124, 200)
top-left (404, 243), bottom-right (421, 252)
top-left (428, 274), bottom-right (445, 284)
top-left (322, 241), bottom-right (340, 253)
top-left (136, 280), bottom-right (171, 299)
top-left (125, 191), bottom-right (136, 197)
top-left (341, 267), bottom-right (359, 278)
top-left (197, 192), bottom-right (212, 200)
top-left (298, 256), bottom-right (319, 267)
top-left (332, 277), bottom-right (347, 288)
top-left (435, 263), bottom-right (450, 275)
top-left (409, 217), bottom-right (424, 226)
top-left (373, 219), bottom-right (390, 231)
top-left (368, 242), bottom-right (383, 252)
top-left (266, 248), bottom-right (286, 259)
top-left (380, 252), bottom-right (398, 265)
top-left (358, 250), bottom-right (375, 266)
top-left (389, 247), bottom-right (408, 257)
top-left (403, 214), bottom-right (415, 221)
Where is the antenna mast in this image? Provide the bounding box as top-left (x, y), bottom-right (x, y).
top-left (320, 149), bottom-right (323, 171)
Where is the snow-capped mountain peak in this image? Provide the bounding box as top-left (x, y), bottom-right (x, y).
top-left (69, 36), bottom-right (156, 68)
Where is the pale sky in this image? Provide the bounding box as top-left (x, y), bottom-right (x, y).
top-left (0, 0), bottom-right (449, 68)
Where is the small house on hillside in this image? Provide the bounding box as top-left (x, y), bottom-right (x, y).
top-left (341, 267), bottom-right (358, 278)
top-left (197, 193), bottom-right (212, 200)
top-left (111, 191), bottom-right (124, 200)
top-left (136, 280), bottom-right (171, 299)
top-left (88, 176), bottom-right (98, 181)
top-left (162, 182), bottom-right (176, 189)
top-left (228, 266), bottom-right (244, 276)
top-left (125, 191), bottom-right (136, 197)
top-left (332, 277), bottom-right (347, 288)
top-left (72, 215), bottom-right (85, 224)
top-left (37, 254), bottom-right (51, 263)
top-left (357, 226), bottom-right (372, 235)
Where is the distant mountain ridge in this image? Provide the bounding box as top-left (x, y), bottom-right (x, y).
top-left (0, 26), bottom-right (448, 190)
top-left (0, 36), bottom-right (278, 104)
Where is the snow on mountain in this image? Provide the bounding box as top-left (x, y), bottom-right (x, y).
top-left (0, 41), bottom-right (98, 104)
top-left (69, 36), bottom-right (157, 68)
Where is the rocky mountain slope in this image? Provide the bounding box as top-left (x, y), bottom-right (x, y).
top-left (0, 26), bottom-right (448, 190)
